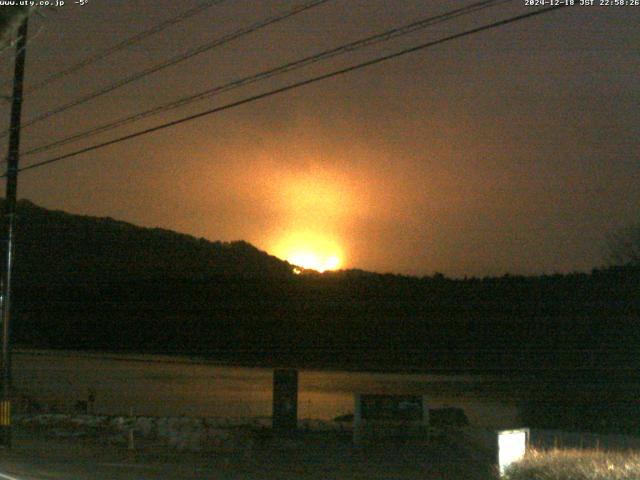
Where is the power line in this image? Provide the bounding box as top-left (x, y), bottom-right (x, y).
top-left (0, 0), bottom-right (332, 140)
top-left (0, 0), bottom-right (226, 95)
top-left (21, 0), bottom-right (510, 159)
top-left (7, 4), bottom-right (571, 177)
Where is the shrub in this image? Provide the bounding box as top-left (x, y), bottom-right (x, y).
top-left (504, 448), bottom-right (640, 480)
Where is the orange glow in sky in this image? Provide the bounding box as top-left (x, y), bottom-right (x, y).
top-left (15, 2), bottom-right (638, 279)
top-left (290, 252), bottom-right (341, 273)
top-left (247, 160), bottom-right (361, 273)
top-left (273, 231), bottom-right (343, 273)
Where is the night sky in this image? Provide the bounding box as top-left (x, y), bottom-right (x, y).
top-left (0, 0), bottom-right (637, 277)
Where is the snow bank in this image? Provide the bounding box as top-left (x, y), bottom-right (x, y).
top-left (14, 413), bottom-right (348, 452)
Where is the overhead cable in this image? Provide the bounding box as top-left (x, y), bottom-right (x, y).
top-left (0, 0), bottom-right (331, 140)
top-left (1, 1), bottom-right (226, 94)
top-left (9, 4), bottom-right (571, 177)
top-left (22, 0), bottom-right (509, 158)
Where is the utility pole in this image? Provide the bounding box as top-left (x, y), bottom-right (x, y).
top-left (0, 16), bottom-right (28, 449)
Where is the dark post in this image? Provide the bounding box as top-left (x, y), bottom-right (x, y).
top-left (272, 369), bottom-right (298, 433)
top-left (0, 16), bottom-right (29, 448)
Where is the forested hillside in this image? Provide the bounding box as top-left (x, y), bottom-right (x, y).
top-left (2, 199), bottom-right (638, 376)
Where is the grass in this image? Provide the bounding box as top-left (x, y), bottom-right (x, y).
top-left (503, 448), bottom-right (640, 480)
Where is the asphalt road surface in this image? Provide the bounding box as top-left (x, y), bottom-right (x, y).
top-left (0, 430), bottom-right (497, 480)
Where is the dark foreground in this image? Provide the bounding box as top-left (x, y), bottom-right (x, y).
top-left (0, 428), bottom-right (497, 480)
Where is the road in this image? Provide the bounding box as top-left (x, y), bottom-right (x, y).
top-left (0, 433), bottom-right (220, 480)
top-left (0, 429), bottom-right (496, 480)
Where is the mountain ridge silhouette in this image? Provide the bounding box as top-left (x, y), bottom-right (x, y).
top-left (2, 198), bottom-right (295, 282)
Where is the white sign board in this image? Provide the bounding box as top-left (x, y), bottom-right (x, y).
top-left (497, 429), bottom-right (529, 475)
top-left (353, 394), bottom-right (429, 444)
